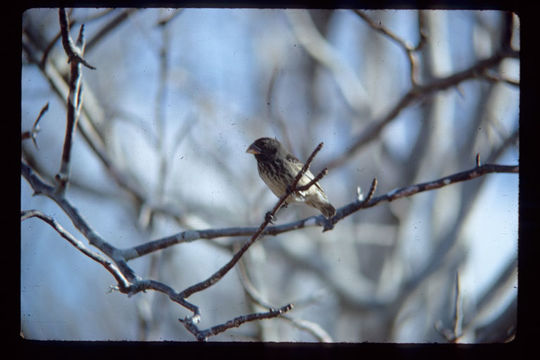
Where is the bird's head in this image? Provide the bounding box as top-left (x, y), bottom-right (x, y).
top-left (246, 137), bottom-right (281, 159)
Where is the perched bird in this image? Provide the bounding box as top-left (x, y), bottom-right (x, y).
top-left (246, 137), bottom-right (336, 218)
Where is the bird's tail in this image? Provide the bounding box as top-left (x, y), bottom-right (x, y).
top-left (307, 199), bottom-right (336, 219)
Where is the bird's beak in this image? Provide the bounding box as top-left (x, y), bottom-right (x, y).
top-left (246, 143), bottom-right (261, 155)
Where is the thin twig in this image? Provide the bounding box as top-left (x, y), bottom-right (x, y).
top-left (179, 304), bottom-right (294, 342)
top-left (58, 8), bottom-right (96, 70)
top-left (21, 209), bottom-right (130, 290)
top-left (22, 102), bottom-right (49, 149)
top-left (296, 168), bottom-right (328, 192)
top-left (21, 161), bottom-right (136, 283)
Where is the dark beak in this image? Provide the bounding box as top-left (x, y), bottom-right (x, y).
top-left (246, 143), bottom-right (261, 155)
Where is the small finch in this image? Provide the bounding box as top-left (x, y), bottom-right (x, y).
top-left (246, 137), bottom-right (336, 218)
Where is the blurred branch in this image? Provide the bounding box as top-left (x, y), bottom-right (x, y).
top-left (480, 70), bottom-right (519, 87)
top-left (326, 47), bottom-right (519, 170)
top-left (266, 67), bottom-right (294, 152)
top-left (237, 256), bottom-right (333, 342)
top-left (475, 297), bottom-right (516, 342)
top-left (86, 9), bottom-right (137, 53)
top-left (157, 9), bottom-right (184, 27)
top-left (354, 10), bottom-right (425, 86)
top-left (21, 102), bottom-right (49, 150)
top-left (286, 10), bottom-right (369, 114)
top-left (461, 257), bottom-right (517, 340)
top-left (435, 271), bottom-right (464, 343)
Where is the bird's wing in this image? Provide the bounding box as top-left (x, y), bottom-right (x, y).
top-left (286, 153), bottom-right (324, 192)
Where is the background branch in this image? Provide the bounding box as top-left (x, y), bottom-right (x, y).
top-left (326, 47), bottom-right (518, 170)
top-left (21, 102), bottom-right (49, 149)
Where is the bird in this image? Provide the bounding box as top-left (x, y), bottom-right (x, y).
top-left (246, 137), bottom-right (336, 219)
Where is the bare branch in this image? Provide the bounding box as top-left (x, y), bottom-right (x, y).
top-left (21, 161), bottom-right (137, 284)
top-left (480, 70), bottom-right (520, 87)
top-left (21, 209), bottom-right (130, 290)
top-left (337, 163), bottom-right (518, 220)
top-left (23, 25), bottom-right (158, 218)
top-left (21, 161), bottom-right (205, 317)
top-left (179, 304), bottom-right (294, 342)
top-left (58, 8), bottom-right (96, 70)
top-left (56, 9), bottom-right (92, 194)
top-left (124, 162), bottom-right (517, 259)
top-left (125, 279), bottom-right (200, 319)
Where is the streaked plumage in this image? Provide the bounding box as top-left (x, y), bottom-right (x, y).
top-left (246, 137), bottom-right (336, 218)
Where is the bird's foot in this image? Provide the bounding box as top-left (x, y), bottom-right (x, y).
top-left (265, 212), bottom-right (275, 224)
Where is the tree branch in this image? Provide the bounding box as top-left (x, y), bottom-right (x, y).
top-left (122, 162), bottom-right (517, 259)
top-left (58, 8), bottom-right (96, 70)
top-left (21, 209), bottom-right (131, 289)
top-left (179, 304), bottom-right (294, 342)
top-left (56, 9), bottom-right (93, 194)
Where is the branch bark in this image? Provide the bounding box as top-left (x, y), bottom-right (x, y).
top-left (55, 9), bottom-right (95, 194)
